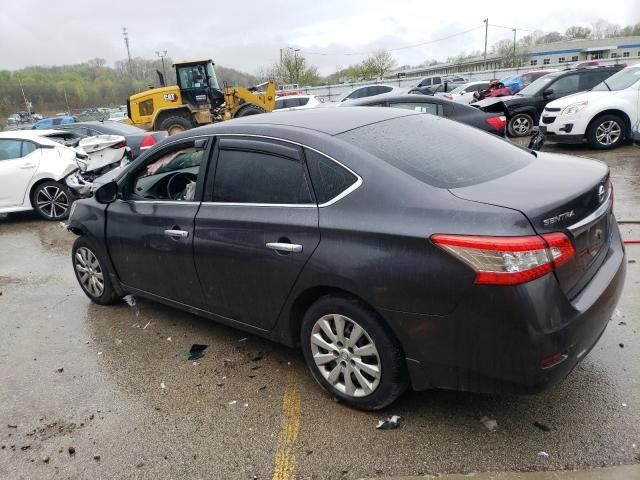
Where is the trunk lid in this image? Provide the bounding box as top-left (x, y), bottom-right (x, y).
top-left (450, 152), bottom-right (612, 299)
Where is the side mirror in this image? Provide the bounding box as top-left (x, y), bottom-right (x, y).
top-left (94, 181), bottom-right (118, 204)
top-left (543, 88), bottom-right (554, 97)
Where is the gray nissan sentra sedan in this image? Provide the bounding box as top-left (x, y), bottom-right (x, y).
top-left (67, 107), bottom-right (626, 410)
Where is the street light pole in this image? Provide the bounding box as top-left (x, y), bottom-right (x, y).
top-left (483, 18), bottom-right (489, 70)
top-left (156, 50), bottom-right (168, 84)
top-left (512, 29), bottom-right (517, 67)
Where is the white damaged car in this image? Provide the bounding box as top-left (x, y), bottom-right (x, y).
top-left (0, 130), bottom-right (129, 220)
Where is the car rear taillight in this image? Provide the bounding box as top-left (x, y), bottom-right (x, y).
top-left (431, 233), bottom-right (575, 285)
top-left (443, 94), bottom-right (453, 100)
top-left (140, 135), bottom-right (157, 150)
top-left (485, 115), bottom-right (506, 131)
top-left (111, 140), bottom-right (127, 149)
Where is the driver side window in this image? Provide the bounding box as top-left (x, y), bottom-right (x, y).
top-left (130, 145), bottom-right (205, 201)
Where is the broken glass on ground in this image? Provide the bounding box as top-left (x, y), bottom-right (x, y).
top-left (187, 344), bottom-right (208, 361)
top-left (122, 294), bottom-right (139, 316)
top-left (376, 415), bottom-right (401, 430)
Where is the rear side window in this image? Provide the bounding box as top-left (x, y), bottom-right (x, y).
top-left (550, 74), bottom-right (579, 95)
top-left (22, 141), bottom-right (36, 156)
top-left (579, 71), bottom-right (612, 90)
top-left (0, 139), bottom-right (24, 160)
top-left (213, 149), bottom-right (312, 204)
top-left (338, 115), bottom-right (533, 189)
top-left (305, 149), bottom-right (358, 204)
top-left (389, 102), bottom-right (441, 115)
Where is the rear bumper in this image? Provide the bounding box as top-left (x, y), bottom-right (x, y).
top-left (382, 221), bottom-right (626, 394)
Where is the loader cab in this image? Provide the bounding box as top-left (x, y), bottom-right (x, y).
top-left (174, 60), bottom-right (224, 109)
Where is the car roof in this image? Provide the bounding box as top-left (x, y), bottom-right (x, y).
top-left (0, 129), bottom-right (70, 147)
top-left (276, 94), bottom-right (315, 99)
top-left (176, 107), bottom-right (418, 137)
top-left (348, 93), bottom-right (451, 106)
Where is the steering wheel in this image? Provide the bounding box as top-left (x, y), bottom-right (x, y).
top-left (166, 172), bottom-right (197, 200)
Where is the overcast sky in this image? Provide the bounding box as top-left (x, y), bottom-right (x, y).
top-left (1, 0), bottom-right (638, 75)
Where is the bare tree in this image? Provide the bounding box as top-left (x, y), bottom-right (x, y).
top-left (366, 49), bottom-right (397, 80)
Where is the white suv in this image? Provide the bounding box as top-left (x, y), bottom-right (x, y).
top-left (540, 65), bottom-right (640, 149)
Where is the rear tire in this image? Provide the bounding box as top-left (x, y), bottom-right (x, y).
top-left (587, 114), bottom-right (625, 150)
top-left (300, 294), bottom-right (408, 411)
top-left (31, 180), bottom-right (72, 221)
top-left (72, 236), bottom-right (121, 305)
top-left (158, 115), bottom-right (192, 135)
top-left (233, 104), bottom-right (266, 118)
top-left (507, 113), bottom-right (534, 137)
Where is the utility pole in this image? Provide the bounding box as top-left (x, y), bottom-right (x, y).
top-left (156, 50), bottom-right (168, 83)
top-left (512, 29), bottom-right (517, 67)
top-left (63, 86), bottom-right (70, 114)
top-left (483, 18), bottom-right (489, 70)
top-left (293, 48), bottom-right (300, 84)
top-left (122, 27), bottom-right (133, 78)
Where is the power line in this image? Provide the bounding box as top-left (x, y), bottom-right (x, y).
top-left (489, 23), bottom-right (557, 35)
top-left (302, 24), bottom-right (485, 57)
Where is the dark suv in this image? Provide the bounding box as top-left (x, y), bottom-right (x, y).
top-left (472, 65), bottom-right (624, 137)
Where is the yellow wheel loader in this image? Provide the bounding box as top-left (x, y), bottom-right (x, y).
top-left (125, 59), bottom-right (276, 135)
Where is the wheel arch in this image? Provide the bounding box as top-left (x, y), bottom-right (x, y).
top-left (283, 285), bottom-right (404, 353)
top-left (586, 109), bottom-right (632, 136)
top-left (28, 177), bottom-right (58, 207)
top-left (152, 107), bottom-right (194, 130)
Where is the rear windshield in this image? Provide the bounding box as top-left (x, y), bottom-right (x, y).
top-left (337, 115), bottom-right (533, 188)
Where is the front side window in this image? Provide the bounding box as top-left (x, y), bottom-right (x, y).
top-left (550, 74), bottom-right (579, 95)
top-left (213, 149), bottom-right (312, 204)
top-left (177, 64), bottom-right (208, 89)
top-left (592, 67), bottom-right (640, 91)
top-left (389, 102), bottom-right (440, 115)
top-left (131, 146), bottom-right (204, 201)
top-left (419, 78), bottom-right (432, 87)
top-left (0, 139), bottom-right (24, 160)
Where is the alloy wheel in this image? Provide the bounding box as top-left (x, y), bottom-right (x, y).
top-left (511, 116), bottom-right (531, 135)
top-left (310, 314), bottom-right (381, 398)
top-left (595, 120), bottom-right (621, 146)
top-left (36, 185), bottom-right (69, 219)
top-left (75, 247), bottom-right (105, 297)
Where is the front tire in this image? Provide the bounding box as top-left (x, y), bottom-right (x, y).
top-left (72, 236), bottom-right (121, 305)
top-left (32, 181), bottom-right (72, 220)
top-left (507, 113), bottom-right (534, 137)
top-left (587, 114), bottom-right (625, 149)
top-left (300, 294), bottom-right (408, 410)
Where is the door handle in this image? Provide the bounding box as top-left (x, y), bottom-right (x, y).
top-left (164, 229), bottom-right (189, 239)
top-left (266, 242), bottom-right (303, 253)
top-left (19, 163), bottom-right (36, 169)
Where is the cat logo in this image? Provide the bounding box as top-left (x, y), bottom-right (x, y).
top-left (163, 93), bottom-right (178, 102)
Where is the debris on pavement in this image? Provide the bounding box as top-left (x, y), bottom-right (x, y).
top-left (619, 343), bottom-right (625, 348)
top-left (160, 382), bottom-right (166, 389)
top-left (122, 294), bottom-right (139, 316)
top-left (167, 337), bottom-right (172, 342)
top-left (533, 421), bottom-right (552, 432)
top-left (619, 321), bottom-right (627, 325)
top-left (68, 446), bottom-right (76, 455)
top-left (376, 415), bottom-right (401, 430)
top-left (188, 344), bottom-right (208, 361)
top-left (7, 424), bottom-right (17, 429)
top-left (480, 416), bottom-right (498, 432)
top-left (250, 351), bottom-right (264, 362)
top-left (537, 451), bottom-right (550, 459)
top-left (93, 454), bottom-right (101, 461)
top-left (238, 337), bottom-right (248, 343)
top-left (614, 309), bottom-right (622, 318)
top-left (228, 400), bottom-right (237, 405)
top-left (42, 456), bottom-right (49, 463)
top-left (143, 321), bottom-right (152, 329)
top-left (55, 367), bottom-right (64, 373)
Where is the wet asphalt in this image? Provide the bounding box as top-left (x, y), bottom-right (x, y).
top-left (0, 142), bottom-right (639, 480)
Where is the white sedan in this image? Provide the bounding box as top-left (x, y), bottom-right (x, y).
top-left (274, 94), bottom-right (321, 111)
top-left (0, 130), bottom-right (79, 220)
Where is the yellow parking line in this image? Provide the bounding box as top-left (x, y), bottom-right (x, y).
top-left (271, 379), bottom-right (302, 480)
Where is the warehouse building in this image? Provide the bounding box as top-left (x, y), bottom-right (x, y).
top-left (389, 36), bottom-right (640, 78)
